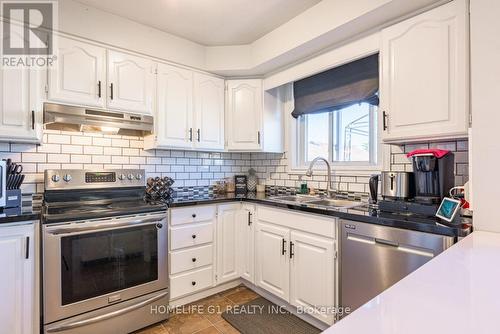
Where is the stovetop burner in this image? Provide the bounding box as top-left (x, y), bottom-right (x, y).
top-left (43, 169), bottom-right (169, 224)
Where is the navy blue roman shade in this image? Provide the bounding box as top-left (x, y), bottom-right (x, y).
top-left (292, 53), bottom-right (379, 118)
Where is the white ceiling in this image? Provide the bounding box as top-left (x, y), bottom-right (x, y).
top-left (75, 0), bottom-right (322, 46)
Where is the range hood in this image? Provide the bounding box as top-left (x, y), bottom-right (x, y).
top-left (43, 103), bottom-right (154, 137)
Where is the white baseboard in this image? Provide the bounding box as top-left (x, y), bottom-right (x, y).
top-left (169, 279), bottom-right (241, 307)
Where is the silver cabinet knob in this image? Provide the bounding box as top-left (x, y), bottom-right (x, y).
top-left (118, 174), bottom-right (126, 180)
top-left (127, 174), bottom-right (134, 180)
top-left (51, 174), bottom-right (60, 182)
top-left (63, 174), bottom-right (72, 182)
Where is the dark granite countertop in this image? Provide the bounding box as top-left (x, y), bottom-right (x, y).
top-left (0, 207), bottom-right (40, 225)
top-left (170, 192), bottom-right (472, 238)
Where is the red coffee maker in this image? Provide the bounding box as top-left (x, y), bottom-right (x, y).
top-left (407, 149), bottom-right (455, 204)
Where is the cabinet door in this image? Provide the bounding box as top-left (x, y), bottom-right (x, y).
top-left (0, 28), bottom-right (42, 143)
top-left (226, 79), bottom-right (263, 151)
top-left (194, 73), bottom-right (224, 151)
top-left (380, 0), bottom-right (468, 142)
top-left (0, 224), bottom-right (35, 334)
top-left (238, 205), bottom-right (255, 283)
top-left (48, 36), bottom-right (106, 108)
top-left (216, 204), bottom-right (240, 283)
top-left (107, 50), bottom-right (155, 114)
top-left (0, 66), bottom-right (41, 143)
top-left (255, 222), bottom-right (289, 301)
top-left (155, 63), bottom-right (193, 149)
top-left (290, 230), bottom-right (336, 325)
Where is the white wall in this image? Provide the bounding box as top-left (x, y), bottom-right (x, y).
top-left (470, 0), bottom-right (500, 232)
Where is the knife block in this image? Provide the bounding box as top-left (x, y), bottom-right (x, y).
top-left (5, 189), bottom-right (21, 209)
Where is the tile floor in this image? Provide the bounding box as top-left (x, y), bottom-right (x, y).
top-left (134, 285), bottom-right (260, 334)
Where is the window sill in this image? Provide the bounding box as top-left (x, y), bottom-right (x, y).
top-left (287, 165), bottom-right (382, 177)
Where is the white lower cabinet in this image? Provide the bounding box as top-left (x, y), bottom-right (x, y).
top-left (170, 266), bottom-right (214, 299)
top-left (255, 222), bottom-right (290, 300)
top-left (171, 204), bottom-right (337, 325)
top-left (290, 231), bottom-right (336, 325)
top-left (170, 244), bottom-right (213, 275)
top-left (216, 203), bottom-right (255, 284)
top-left (255, 206), bottom-right (338, 325)
top-left (216, 204), bottom-right (241, 283)
top-left (0, 223), bottom-right (36, 334)
top-left (169, 206), bottom-right (216, 299)
top-left (238, 204), bottom-right (255, 283)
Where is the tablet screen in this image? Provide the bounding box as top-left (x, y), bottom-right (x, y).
top-left (436, 198), bottom-right (460, 221)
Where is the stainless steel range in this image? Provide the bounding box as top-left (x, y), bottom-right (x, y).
top-left (42, 169), bottom-right (169, 334)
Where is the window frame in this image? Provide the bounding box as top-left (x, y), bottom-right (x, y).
top-left (289, 104), bottom-right (386, 175)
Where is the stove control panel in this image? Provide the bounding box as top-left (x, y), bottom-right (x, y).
top-left (45, 169), bottom-right (146, 190)
top-left (85, 172), bottom-right (116, 183)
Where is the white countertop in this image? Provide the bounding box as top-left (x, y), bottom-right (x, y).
top-left (324, 231), bottom-right (500, 334)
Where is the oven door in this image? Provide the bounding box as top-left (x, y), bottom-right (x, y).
top-left (43, 212), bottom-right (168, 324)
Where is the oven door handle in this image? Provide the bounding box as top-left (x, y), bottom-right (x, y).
top-left (45, 291), bottom-right (168, 332)
top-left (45, 215), bottom-right (167, 235)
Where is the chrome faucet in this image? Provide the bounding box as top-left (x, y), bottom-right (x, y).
top-left (306, 157), bottom-right (333, 198)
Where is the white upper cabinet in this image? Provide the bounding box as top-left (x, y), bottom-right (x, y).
top-left (0, 29), bottom-right (42, 143)
top-left (145, 68), bottom-right (224, 151)
top-left (0, 66), bottom-right (42, 143)
top-left (194, 73), bottom-right (225, 150)
top-left (155, 63), bottom-right (194, 149)
top-left (48, 36), bottom-right (106, 108)
top-left (107, 50), bottom-right (155, 114)
top-left (226, 79), bottom-right (263, 151)
top-left (380, 0), bottom-right (469, 143)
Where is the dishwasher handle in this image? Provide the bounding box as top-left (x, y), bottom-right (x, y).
top-left (374, 238), bottom-right (399, 248)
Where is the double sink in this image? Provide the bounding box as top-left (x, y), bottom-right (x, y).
top-left (268, 194), bottom-right (365, 209)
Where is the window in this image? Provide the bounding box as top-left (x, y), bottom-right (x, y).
top-left (297, 103), bottom-right (378, 167)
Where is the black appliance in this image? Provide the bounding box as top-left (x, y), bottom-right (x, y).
top-left (411, 152), bottom-right (454, 204)
top-left (375, 150), bottom-right (455, 217)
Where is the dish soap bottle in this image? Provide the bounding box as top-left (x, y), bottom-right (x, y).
top-left (299, 177), bottom-right (308, 194)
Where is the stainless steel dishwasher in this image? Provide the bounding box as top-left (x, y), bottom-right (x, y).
top-left (340, 219), bottom-right (454, 315)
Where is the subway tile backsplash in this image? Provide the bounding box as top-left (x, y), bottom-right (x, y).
top-left (0, 130), bottom-right (469, 196)
top-left (1, 130), bottom-right (253, 194)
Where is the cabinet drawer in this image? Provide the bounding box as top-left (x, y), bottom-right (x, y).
top-left (170, 223), bottom-right (213, 250)
top-left (170, 266), bottom-right (213, 299)
top-left (170, 206), bottom-right (216, 225)
top-left (257, 206), bottom-right (336, 239)
top-left (170, 244), bottom-right (213, 275)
